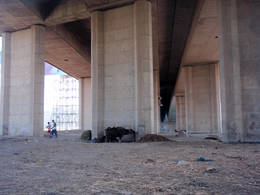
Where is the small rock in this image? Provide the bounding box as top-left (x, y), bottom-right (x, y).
top-left (177, 160), bottom-right (190, 166)
top-left (205, 167), bottom-right (217, 173)
top-left (144, 159), bottom-right (155, 164)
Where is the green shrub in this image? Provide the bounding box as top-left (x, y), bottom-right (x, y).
top-left (81, 130), bottom-right (92, 141)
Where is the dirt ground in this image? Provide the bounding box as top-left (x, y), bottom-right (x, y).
top-left (0, 131), bottom-right (259, 195)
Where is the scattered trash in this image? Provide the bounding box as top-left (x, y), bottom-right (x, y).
top-left (177, 160), bottom-right (190, 166)
top-left (91, 136), bottom-right (105, 143)
top-left (121, 134), bottom-right (135, 142)
top-left (204, 136), bottom-right (219, 140)
top-left (205, 167), bottom-right (217, 173)
top-left (139, 134), bottom-right (170, 142)
top-left (188, 180), bottom-right (209, 188)
top-left (105, 127), bottom-right (136, 142)
top-left (81, 130), bottom-right (92, 141)
top-left (144, 159), bottom-right (155, 164)
top-left (174, 129), bottom-right (187, 137)
top-left (196, 157), bottom-right (213, 162)
top-left (224, 155), bottom-right (245, 160)
top-left (91, 189), bottom-right (101, 193)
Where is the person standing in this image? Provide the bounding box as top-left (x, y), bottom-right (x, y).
top-left (46, 122), bottom-right (51, 136)
top-left (51, 120), bottom-right (58, 138)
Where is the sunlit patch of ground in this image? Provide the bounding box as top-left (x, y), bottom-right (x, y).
top-left (0, 131), bottom-right (259, 195)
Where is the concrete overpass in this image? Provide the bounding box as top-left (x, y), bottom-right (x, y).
top-left (0, 0), bottom-right (259, 142)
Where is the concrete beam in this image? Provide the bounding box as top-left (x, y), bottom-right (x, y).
top-left (0, 0), bottom-right (43, 33)
top-left (45, 0), bottom-right (90, 26)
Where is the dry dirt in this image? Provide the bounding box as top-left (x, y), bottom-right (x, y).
top-left (0, 131), bottom-right (259, 195)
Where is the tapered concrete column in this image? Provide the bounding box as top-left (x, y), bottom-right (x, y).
top-left (91, 0), bottom-right (154, 138)
top-left (0, 25), bottom-right (45, 136)
top-left (134, 0), bottom-right (154, 136)
top-left (218, 0), bottom-right (260, 142)
top-left (79, 78), bottom-right (92, 130)
top-left (176, 96), bottom-right (186, 131)
top-left (153, 69), bottom-right (160, 134)
top-left (184, 64), bottom-right (219, 135)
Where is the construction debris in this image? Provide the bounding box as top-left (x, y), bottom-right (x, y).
top-left (139, 134), bottom-right (170, 142)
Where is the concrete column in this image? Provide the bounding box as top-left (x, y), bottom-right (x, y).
top-left (134, 0), bottom-right (154, 136)
top-left (0, 32), bottom-right (11, 136)
top-left (176, 96), bottom-right (186, 131)
top-left (79, 78), bottom-right (91, 131)
top-left (175, 97), bottom-right (180, 130)
top-left (91, 0), bottom-right (154, 138)
top-left (152, 1), bottom-right (161, 134)
top-left (153, 68), bottom-right (160, 134)
top-left (91, 11), bottom-right (104, 138)
top-left (218, 0), bottom-right (260, 142)
top-left (184, 66), bottom-right (194, 133)
top-left (0, 25), bottom-right (45, 136)
top-left (184, 64), bottom-right (219, 135)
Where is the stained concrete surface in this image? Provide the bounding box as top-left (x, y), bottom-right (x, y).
top-left (0, 131), bottom-right (259, 195)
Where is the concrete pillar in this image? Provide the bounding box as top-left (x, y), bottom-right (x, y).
top-left (218, 0), bottom-right (260, 142)
top-left (134, 0), bottom-right (154, 136)
top-left (0, 25), bottom-right (45, 136)
top-left (91, 0), bottom-right (154, 138)
top-left (184, 64), bottom-right (219, 135)
top-left (176, 96), bottom-right (186, 131)
top-left (152, 1), bottom-right (161, 134)
top-left (153, 67), bottom-right (160, 134)
top-left (79, 78), bottom-right (91, 131)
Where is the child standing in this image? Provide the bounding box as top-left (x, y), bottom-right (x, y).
top-left (46, 122), bottom-right (51, 136)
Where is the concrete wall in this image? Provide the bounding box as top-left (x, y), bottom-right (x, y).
top-left (0, 25), bottom-right (45, 136)
top-left (183, 64), bottom-right (219, 134)
top-left (218, 0), bottom-right (260, 142)
top-left (91, 0), bottom-right (154, 138)
top-left (79, 78), bottom-right (91, 130)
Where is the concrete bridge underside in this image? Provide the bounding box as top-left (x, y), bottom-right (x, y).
top-left (0, 0), bottom-right (259, 142)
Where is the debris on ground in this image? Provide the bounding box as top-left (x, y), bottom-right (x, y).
top-left (105, 127), bottom-right (136, 142)
top-left (139, 134), bottom-right (170, 142)
top-left (91, 136), bottom-right (105, 143)
top-left (0, 130), bottom-right (259, 195)
top-left (224, 155), bottom-right (246, 160)
top-left (196, 157), bottom-right (213, 162)
top-left (205, 167), bottom-right (217, 173)
top-left (144, 159), bottom-right (155, 164)
top-left (81, 130), bottom-right (92, 141)
top-left (204, 136), bottom-right (219, 141)
top-left (188, 180), bottom-right (209, 188)
top-left (91, 189), bottom-right (101, 193)
top-left (174, 129), bottom-right (187, 137)
top-left (177, 160), bottom-right (190, 166)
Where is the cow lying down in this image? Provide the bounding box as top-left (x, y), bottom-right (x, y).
top-left (104, 127), bottom-right (136, 142)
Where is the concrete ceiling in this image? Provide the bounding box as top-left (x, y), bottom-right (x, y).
top-left (45, 27), bottom-right (90, 78)
top-left (173, 0), bottom-right (219, 100)
top-left (181, 0), bottom-right (219, 65)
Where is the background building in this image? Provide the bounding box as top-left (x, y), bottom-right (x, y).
top-left (44, 62), bottom-right (79, 131)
